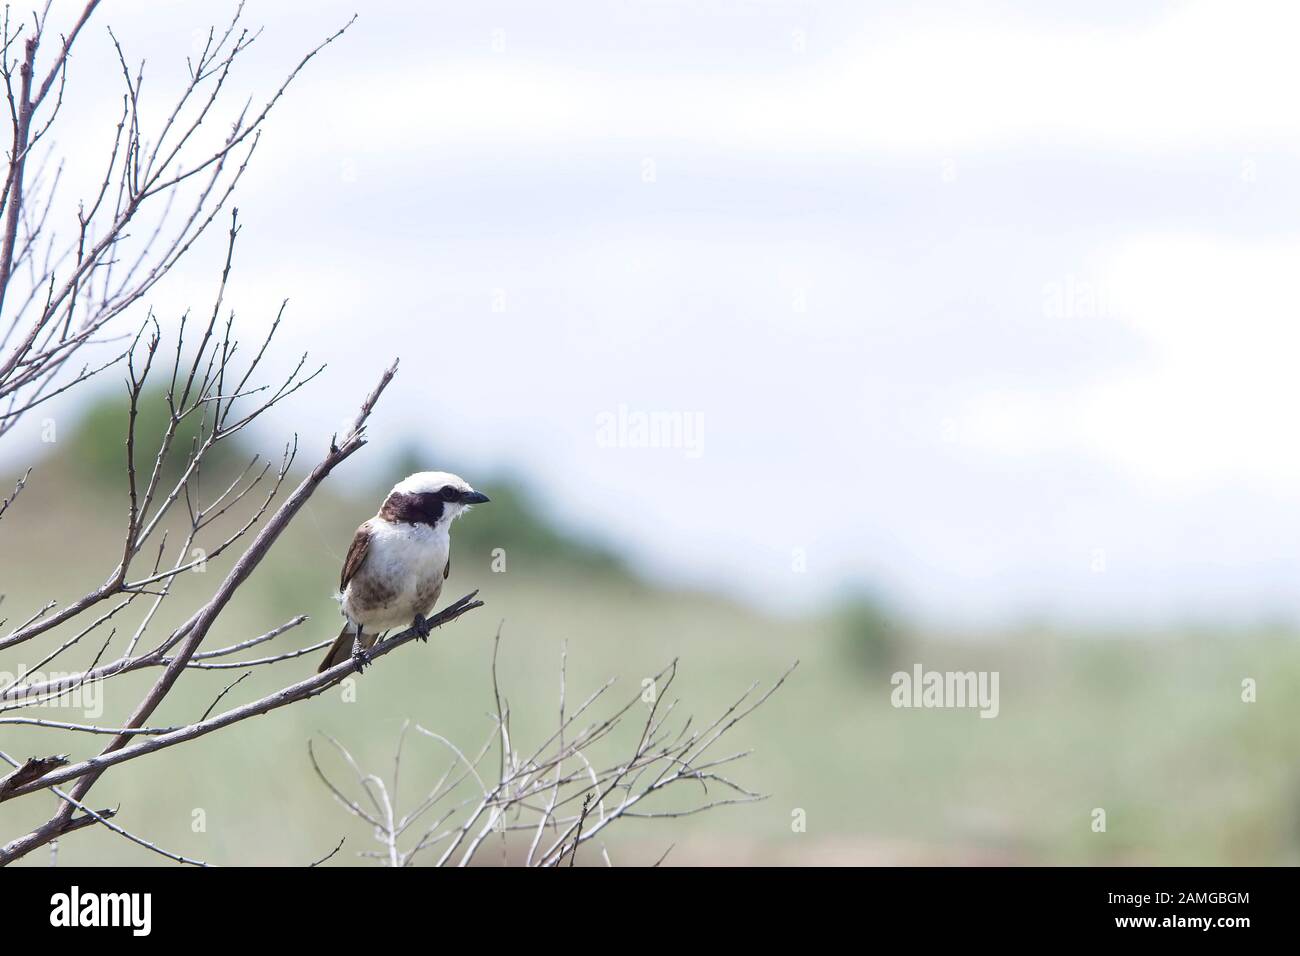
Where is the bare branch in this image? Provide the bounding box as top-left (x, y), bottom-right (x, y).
top-left (310, 637), bottom-right (794, 867)
top-left (0, 2), bottom-right (385, 869)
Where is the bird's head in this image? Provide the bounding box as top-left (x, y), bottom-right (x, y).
top-left (380, 471), bottom-right (489, 529)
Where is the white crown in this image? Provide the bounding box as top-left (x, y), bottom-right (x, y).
top-left (391, 471), bottom-right (473, 496)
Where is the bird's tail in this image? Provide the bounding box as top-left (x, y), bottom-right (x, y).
top-left (317, 624), bottom-right (376, 673)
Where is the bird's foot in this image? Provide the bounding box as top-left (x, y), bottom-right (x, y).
top-left (413, 613), bottom-right (431, 642)
top-left (350, 629), bottom-right (372, 672)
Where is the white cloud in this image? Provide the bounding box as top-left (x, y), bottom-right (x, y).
top-left (283, 1), bottom-right (1300, 159)
top-left (1080, 233), bottom-right (1300, 489)
top-left (952, 231), bottom-right (1300, 493)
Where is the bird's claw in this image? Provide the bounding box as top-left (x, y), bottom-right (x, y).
top-left (413, 613), bottom-right (431, 642)
top-left (351, 647), bottom-right (373, 672)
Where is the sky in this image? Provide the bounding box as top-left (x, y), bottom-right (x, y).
top-left (11, 0), bottom-right (1300, 627)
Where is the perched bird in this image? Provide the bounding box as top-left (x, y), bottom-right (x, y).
top-left (317, 471), bottom-right (489, 672)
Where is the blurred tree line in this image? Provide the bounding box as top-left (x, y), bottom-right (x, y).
top-left (67, 385), bottom-right (244, 493)
top-left (61, 387), bottom-right (631, 582)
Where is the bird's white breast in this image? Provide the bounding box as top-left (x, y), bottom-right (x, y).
top-left (342, 518), bottom-right (449, 631)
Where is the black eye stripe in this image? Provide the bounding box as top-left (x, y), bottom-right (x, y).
top-left (380, 490), bottom-right (444, 526)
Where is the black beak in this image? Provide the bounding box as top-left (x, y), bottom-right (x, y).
top-left (460, 490), bottom-right (490, 504)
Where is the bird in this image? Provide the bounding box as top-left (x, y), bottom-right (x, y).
top-left (317, 471), bottom-right (489, 672)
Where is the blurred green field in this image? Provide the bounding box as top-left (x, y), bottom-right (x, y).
top-left (3, 423), bottom-right (1299, 866)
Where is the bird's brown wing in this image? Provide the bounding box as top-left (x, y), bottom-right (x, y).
top-left (340, 523), bottom-right (372, 592)
top-left (444, 556), bottom-right (450, 580)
